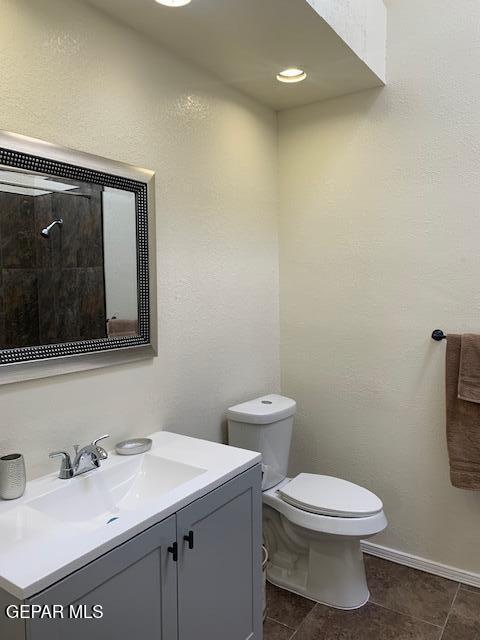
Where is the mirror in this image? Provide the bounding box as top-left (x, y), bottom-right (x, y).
top-left (0, 131), bottom-right (156, 383)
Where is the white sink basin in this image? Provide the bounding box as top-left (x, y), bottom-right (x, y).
top-left (27, 455), bottom-right (205, 531)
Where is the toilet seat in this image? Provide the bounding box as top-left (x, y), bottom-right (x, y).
top-left (279, 473), bottom-right (383, 519)
top-left (263, 478), bottom-right (387, 537)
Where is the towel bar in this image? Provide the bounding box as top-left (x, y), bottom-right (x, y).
top-left (432, 329), bottom-right (447, 341)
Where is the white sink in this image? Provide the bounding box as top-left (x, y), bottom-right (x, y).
top-left (0, 431), bottom-right (261, 599)
top-left (27, 455), bottom-right (205, 531)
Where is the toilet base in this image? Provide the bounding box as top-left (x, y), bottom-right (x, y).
top-left (264, 505), bottom-right (372, 610)
top-left (266, 575), bottom-right (370, 611)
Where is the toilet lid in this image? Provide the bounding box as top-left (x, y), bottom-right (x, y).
top-left (278, 473), bottom-right (383, 518)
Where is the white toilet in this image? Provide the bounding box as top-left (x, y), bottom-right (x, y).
top-left (227, 394), bottom-right (387, 610)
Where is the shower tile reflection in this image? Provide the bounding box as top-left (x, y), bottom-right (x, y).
top-left (0, 183), bottom-right (107, 349)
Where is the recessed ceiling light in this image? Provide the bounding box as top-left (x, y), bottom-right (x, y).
top-left (276, 68), bottom-right (307, 84)
top-left (155, 0), bottom-right (192, 6)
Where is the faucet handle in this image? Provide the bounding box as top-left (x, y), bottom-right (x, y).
top-left (92, 435), bottom-right (109, 461)
top-left (49, 451), bottom-right (73, 479)
top-left (92, 434), bottom-right (109, 447)
top-left (49, 450), bottom-right (71, 461)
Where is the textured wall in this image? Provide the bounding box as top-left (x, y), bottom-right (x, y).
top-left (279, 0), bottom-right (480, 573)
top-left (0, 0), bottom-right (280, 478)
top-left (306, 0), bottom-right (386, 81)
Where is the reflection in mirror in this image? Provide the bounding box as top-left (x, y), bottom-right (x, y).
top-left (0, 168), bottom-right (138, 350)
top-left (103, 187), bottom-right (138, 337)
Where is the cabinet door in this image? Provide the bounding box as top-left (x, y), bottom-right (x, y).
top-left (177, 465), bottom-right (262, 640)
top-left (26, 516), bottom-right (177, 640)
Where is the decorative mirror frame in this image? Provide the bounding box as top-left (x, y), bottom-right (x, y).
top-left (0, 131), bottom-right (157, 385)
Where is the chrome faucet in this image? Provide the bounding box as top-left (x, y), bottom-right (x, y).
top-left (49, 435), bottom-right (109, 479)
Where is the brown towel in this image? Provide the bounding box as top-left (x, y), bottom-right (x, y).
top-left (458, 334), bottom-right (480, 403)
top-left (446, 334), bottom-right (480, 489)
top-left (107, 318), bottom-right (138, 338)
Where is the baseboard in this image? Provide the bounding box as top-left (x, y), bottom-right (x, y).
top-left (361, 541), bottom-right (480, 588)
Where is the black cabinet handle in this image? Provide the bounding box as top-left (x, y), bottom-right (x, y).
top-left (183, 530), bottom-right (194, 550)
top-left (168, 542), bottom-right (178, 562)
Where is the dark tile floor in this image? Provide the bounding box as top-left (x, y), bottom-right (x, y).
top-left (264, 554), bottom-right (480, 639)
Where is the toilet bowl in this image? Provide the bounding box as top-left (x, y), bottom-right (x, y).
top-left (263, 477), bottom-right (386, 609)
top-left (227, 394), bottom-right (387, 610)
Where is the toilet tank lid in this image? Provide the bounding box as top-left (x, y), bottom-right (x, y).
top-left (226, 394), bottom-right (296, 425)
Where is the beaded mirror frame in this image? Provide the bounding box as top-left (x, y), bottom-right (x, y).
top-left (0, 131), bottom-right (157, 384)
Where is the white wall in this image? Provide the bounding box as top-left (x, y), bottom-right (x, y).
top-left (306, 0), bottom-right (386, 82)
top-left (278, 0), bottom-right (480, 574)
top-left (0, 0), bottom-right (280, 479)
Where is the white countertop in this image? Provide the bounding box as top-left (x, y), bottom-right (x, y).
top-left (0, 431), bottom-right (261, 600)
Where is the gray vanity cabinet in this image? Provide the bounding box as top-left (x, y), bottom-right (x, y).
top-left (176, 464), bottom-right (262, 640)
top-left (0, 465), bottom-right (262, 640)
top-left (26, 515), bottom-right (177, 640)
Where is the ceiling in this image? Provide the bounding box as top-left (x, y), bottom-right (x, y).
top-left (85, 0), bottom-right (385, 111)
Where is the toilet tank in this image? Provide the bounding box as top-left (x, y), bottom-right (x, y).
top-left (227, 394), bottom-right (296, 490)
